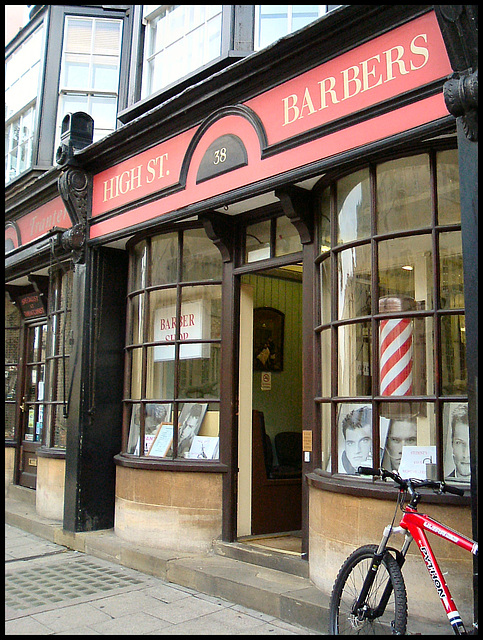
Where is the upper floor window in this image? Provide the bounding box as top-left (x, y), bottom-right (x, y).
top-left (254, 5), bottom-right (327, 50)
top-left (5, 24), bottom-right (44, 184)
top-left (56, 16), bottom-right (122, 147)
top-left (141, 5), bottom-right (223, 99)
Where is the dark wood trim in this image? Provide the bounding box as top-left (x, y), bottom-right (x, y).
top-left (306, 470), bottom-right (471, 506)
top-left (36, 447), bottom-right (66, 459)
top-left (114, 453), bottom-right (228, 473)
top-left (220, 256), bottom-right (239, 542)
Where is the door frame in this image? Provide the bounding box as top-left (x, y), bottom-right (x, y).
top-left (17, 319), bottom-right (48, 489)
top-left (234, 258), bottom-right (306, 544)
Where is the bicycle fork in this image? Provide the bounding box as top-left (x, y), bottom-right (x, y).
top-left (353, 525), bottom-right (411, 625)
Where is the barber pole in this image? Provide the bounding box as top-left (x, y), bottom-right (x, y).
top-left (379, 297), bottom-right (415, 396)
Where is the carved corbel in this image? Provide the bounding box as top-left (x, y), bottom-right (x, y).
top-left (443, 70), bottom-right (478, 141)
top-left (275, 185), bottom-right (314, 245)
top-left (200, 211), bottom-right (235, 263)
top-left (435, 5), bottom-right (478, 141)
top-left (58, 167), bottom-right (90, 263)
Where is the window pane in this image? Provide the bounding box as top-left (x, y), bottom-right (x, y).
top-left (91, 95), bottom-right (118, 131)
top-left (65, 18), bottom-right (92, 53)
top-left (320, 258), bottom-right (331, 325)
top-left (337, 169), bottom-right (371, 243)
top-left (129, 348), bottom-right (143, 400)
top-left (439, 231), bottom-right (464, 310)
top-left (146, 348), bottom-right (175, 399)
top-left (178, 344), bottom-right (221, 398)
top-left (377, 155), bottom-right (431, 234)
top-left (441, 315), bottom-right (466, 395)
top-left (338, 404), bottom-right (373, 474)
top-left (92, 59), bottom-right (119, 92)
top-left (5, 25), bottom-right (43, 119)
top-left (177, 402), bottom-right (217, 459)
top-left (127, 404), bottom-right (141, 454)
top-left (61, 93), bottom-right (89, 113)
top-left (437, 149), bottom-right (460, 225)
top-left (319, 329), bottom-right (331, 397)
top-left (380, 402), bottom-right (435, 474)
top-left (257, 6), bottom-right (288, 49)
top-left (129, 294), bottom-right (145, 345)
top-left (64, 56), bottom-right (90, 87)
top-left (337, 244), bottom-right (371, 319)
top-left (182, 228), bottom-right (223, 281)
top-left (275, 216), bottom-right (302, 256)
top-left (318, 187), bottom-right (331, 253)
top-left (338, 323), bottom-right (372, 396)
top-left (320, 403), bottom-right (331, 472)
top-left (144, 403), bottom-right (173, 456)
top-left (151, 234), bottom-right (178, 285)
top-left (93, 20), bottom-right (121, 55)
top-left (142, 6), bottom-right (222, 97)
top-left (181, 285), bottom-right (222, 341)
top-left (5, 404), bottom-right (16, 440)
top-left (443, 402), bottom-right (470, 482)
top-left (246, 221), bottom-right (271, 262)
top-left (149, 288), bottom-right (178, 347)
top-left (378, 235), bottom-right (433, 310)
top-left (131, 240), bottom-right (147, 289)
top-left (52, 405), bottom-right (68, 448)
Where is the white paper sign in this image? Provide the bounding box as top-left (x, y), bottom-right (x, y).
top-left (398, 445), bottom-right (437, 479)
top-left (153, 300), bottom-right (210, 361)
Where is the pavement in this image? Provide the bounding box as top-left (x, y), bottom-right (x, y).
top-left (5, 484), bottom-right (456, 635)
top-left (6, 524), bottom-right (321, 635)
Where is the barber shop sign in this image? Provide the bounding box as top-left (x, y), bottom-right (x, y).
top-left (153, 300), bottom-right (210, 360)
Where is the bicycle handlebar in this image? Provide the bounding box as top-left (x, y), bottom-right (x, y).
top-left (357, 466), bottom-right (465, 497)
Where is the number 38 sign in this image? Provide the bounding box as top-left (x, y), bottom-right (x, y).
top-left (196, 134), bottom-right (248, 184)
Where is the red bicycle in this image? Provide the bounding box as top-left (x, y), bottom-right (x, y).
top-left (328, 466), bottom-right (478, 635)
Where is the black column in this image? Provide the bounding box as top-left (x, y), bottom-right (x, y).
top-left (435, 5), bottom-right (478, 626)
top-left (63, 247), bottom-right (128, 531)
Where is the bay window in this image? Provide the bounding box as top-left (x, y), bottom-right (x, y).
top-left (124, 227), bottom-right (223, 461)
top-left (5, 24), bottom-right (44, 184)
top-left (316, 148), bottom-right (468, 484)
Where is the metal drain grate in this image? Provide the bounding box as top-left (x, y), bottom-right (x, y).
top-left (5, 557), bottom-right (145, 610)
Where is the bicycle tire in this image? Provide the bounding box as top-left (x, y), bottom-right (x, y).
top-left (328, 544), bottom-right (407, 635)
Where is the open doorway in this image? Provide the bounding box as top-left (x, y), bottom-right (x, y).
top-left (237, 264), bottom-right (303, 553)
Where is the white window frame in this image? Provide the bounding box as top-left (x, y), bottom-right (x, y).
top-left (141, 5), bottom-right (223, 100)
top-left (254, 5), bottom-right (328, 51)
top-left (56, 16), bottom-right (123, 149)
top-left (5, 23), bottom-right (44, 184)
top-left (5, 103), bottom-right (36, 184)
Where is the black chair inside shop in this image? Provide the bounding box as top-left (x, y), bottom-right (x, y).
top-left (253, 410), bottom-right (301, 479)
top-left (274, 431), bottom-right (302, 477)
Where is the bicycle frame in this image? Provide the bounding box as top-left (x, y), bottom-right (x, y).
top-left (394, 507), bottom-right (478, 634)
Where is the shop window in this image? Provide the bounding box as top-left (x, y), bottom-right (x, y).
top-left (56, 16), bottom-right (122, 148)
top-left (124, 227), bottom-right (222, 461)
top-left (316, 148), bottom-right (468, 484)
top-left (5, 296), bottom-right (22, 440)
top-left (254, 5), bottom-right (328, 50)
top-left (5, 23), bottom-right (43, 184)
top-left (43, 268), bottom-right (74, 448)
top-left (141, 5), bottom-right (223, 99)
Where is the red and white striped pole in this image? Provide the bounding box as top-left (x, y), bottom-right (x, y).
top-left (379, 297), bottom-right (415, 397)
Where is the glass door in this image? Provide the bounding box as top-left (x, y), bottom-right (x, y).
top-left (18, 322), bottom-right (47, 488)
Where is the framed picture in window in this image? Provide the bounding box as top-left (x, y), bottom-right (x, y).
top-left (147, 423), bottom-right (174, 457)
top-left (253, 307), bottom-right (284, 372)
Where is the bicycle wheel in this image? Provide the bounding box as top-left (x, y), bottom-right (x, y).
top-left (328, 544), bottom-right (407, 635)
